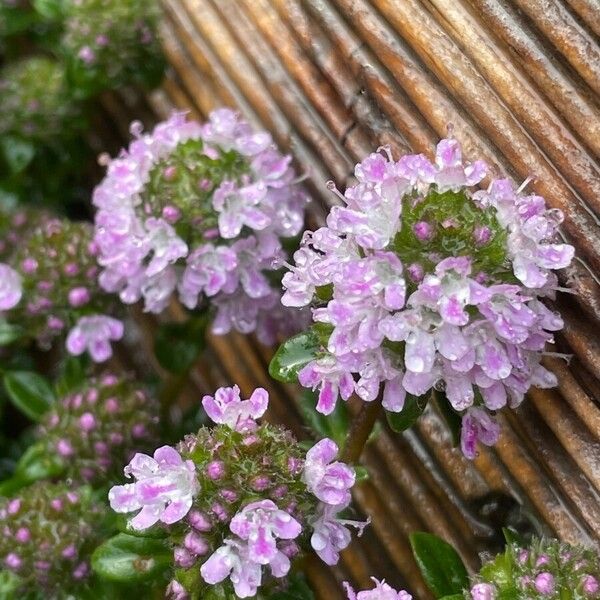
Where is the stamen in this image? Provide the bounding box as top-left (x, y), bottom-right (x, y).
top-left (326, 180), bottom-right (347, 202)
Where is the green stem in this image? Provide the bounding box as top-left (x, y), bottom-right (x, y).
top-left (341, 397), bottom-right (382, 463)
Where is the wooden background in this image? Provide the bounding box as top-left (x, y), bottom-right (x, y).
top-left (96, 1), bottom-right (600, 597)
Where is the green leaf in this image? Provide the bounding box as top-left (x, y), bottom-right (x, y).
top-left (0, 442), bottom-right (65, 496)
top-left (433, 391), bottom-right (462, 446)
top-left (92, 533), bottom-right (171, 583)
top-left (502, 527), bottom-right (526, 547)
top-left (386, 393), bottom-right (429, 433)
top-left (354, 465), bottom-right (370, 483)
top-left (410, 532), bottom-right (469, 598)
top-left (32, 0), bottom-right (64, 20)
top-left (296, 390), bottom-right (349, 447)
top-left (3, 371), bottom-right (56, 421)
top-left (0, 137), bottom-right (35, 175)
top-left (439, 595), bottom-right (464, 600)
top-left (0, 570), bottom-right (20, 599)
top-left (54, 354), bottom-right (89, 397)
top-left (269, 325), bottom-right (331, 383)
top-left (0, 321), bottom-right (23, 346)
top-left (154, 315), bottom-right (207, 375)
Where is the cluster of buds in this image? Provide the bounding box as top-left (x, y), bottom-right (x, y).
top-left (37, 372), bottom-right (158, 486)
top-left (109, 386), bottom-right (365, 598)
top-left (0, 56), bottom-right (82, 143)
top-left (61, 0), bottom-right (165, 96)
top-left (0, 482), bottom-right (105, 596)
top-left (0, 204), bottom-right (48, 262)
top-left (281, 137), bottom-right (573, 458)
top-left (469, 539), bottom-right (599, 599)
top-left (0, 217), bottom-right (123, 360)
top-left (93, 109), bottom-right (309, 345)
top-left (344, 578), bottom-right (412, 600)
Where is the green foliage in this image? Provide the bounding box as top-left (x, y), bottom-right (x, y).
top-left (92, 533), bottom-right (171, 584)
top-left (0, 441), bottom-right (65, 496)
top-left (269, 324), bottom-right (331, 383)
top-left (386, 392), bottom-right (429, 433)
top-left (0, 320), bottom-right (24, 346)
top-left (2, 370), bottom-right (55, 421)
top-left (154, 314), bottom-right (208, 375)
top-left (410, 532), bottom-right (469, 598)
top-left (296, 389), bottom-right (349, 447)
top-left (432, 390), bottom-right (462, 447)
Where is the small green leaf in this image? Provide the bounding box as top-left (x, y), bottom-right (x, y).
top-left (386, 393), bottom-right (428, 433)
top-left (3, 371), bottom-right (56, 421)
top-left (54, 354), bottom-right (89, 397)
top-left (0, 137), bottom-right (35, 175)
top-left (502, 527), bottom-right (526, 547)
top-left (0, 570), bottom-right (20, 599)
top-left (296, 390), bottom-right (349, 447)
top-left (0, 442), bottom-right (65, 495)
top-left (154, 316), bottom-right (207, 375)
top-left (0, 321), bottom-right (23, 346)
top-left (439, 595), bottom-right (464, 600)
top-left (269, 326), bottom-right (331, 383)
top-left (410, 532), bottom-right (469, 598)
top-left (433, 391), bottom-right (462, 446)
top-left (354, 465), bottom-right (370, 483)
top-left (92, 533), bottom-right (171, 583)
top-left (32, 0), bottom-right (64, 20)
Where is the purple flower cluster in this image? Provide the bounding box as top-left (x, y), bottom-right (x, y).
top-left (61, 0), bottom-right (164, 93)
top-left (0, 218), bottom-right (122, 360)
top-left (468, 538), bottom-right (599, 599)
top-left (0, 483), bottom-right (105, 596)
top-left (282, 139), bottom-right (574, 458)
top-left (344, 578), bottom-right (412, 600)
top-left (93, 109), bottom-right (309, 344)
top-left (38, 372), bottom-right (158, 485)
top-left (109, 386), bottom-right (364, 598)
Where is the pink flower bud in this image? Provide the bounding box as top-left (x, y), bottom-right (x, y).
top-left (205, 460), bottom-right (225, 480)
top-left (68, 287), bottom-right (90, 307)
top-left (14, 527), bottom-right (30, 543)
top-left (79, 412), bottom-right (96, 431)
top-left (187, 510), bottom-right (211, 532)
top-left (583, 576), bottom-right (599, 596)
top-left (413, 221), bottom-right (434, 241)
top-left (534, 573), bottom-right (555, 595)
top-left (183, 531), bottom-right (208, 556)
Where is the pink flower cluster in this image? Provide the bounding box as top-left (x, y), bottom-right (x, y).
top-left (109, 386), bottom-right (364, 598)
top-left (93, 109), bottom-right (308, 344)
top-left (0, 218), bottom-right (123, 362)
top-left (282, 138), bottom-right (573, 458)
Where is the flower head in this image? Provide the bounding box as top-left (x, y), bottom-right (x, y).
top-left (0, 483), bottom-right (105, 597)
top-left (110, 386), bottom-right (361, 598)
top-left (281, 138), bottom-right (573, 458)
top-left (38, 373), bottom-right (158, 485)
top-left (61, 0), bottom-right (164, 95)
top-left (109, 445), bottom-right (199, 530)
top-left (0, 57), bottom-right (82, 143)
top-left (468, 538), bottom-right (600, 599)
top-left (344, 578), bottom-right (412, 600)
top-left (0, 217), bottom-right (121, 359)
top-left (93, 109), bottom-right (308, 343)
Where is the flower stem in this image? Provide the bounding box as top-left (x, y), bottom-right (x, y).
top-left (341, 398), bottom-right (382, 463)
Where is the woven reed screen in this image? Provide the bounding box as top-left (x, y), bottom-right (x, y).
top-left (99, 0), bottom-right (600, 597)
